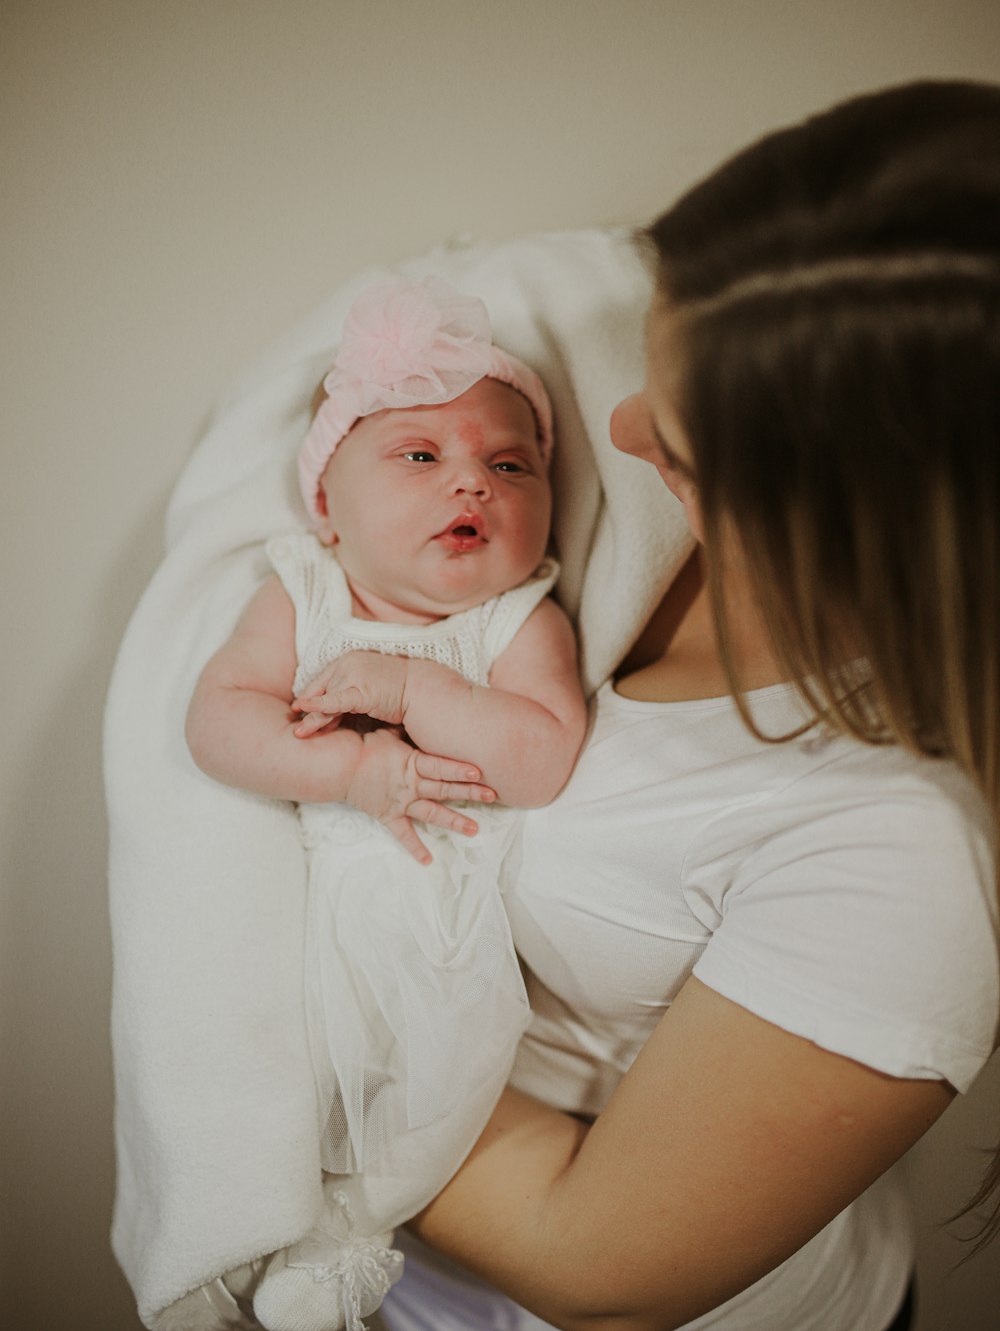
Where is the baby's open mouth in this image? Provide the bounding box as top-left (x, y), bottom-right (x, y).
top-left (436, 514), bottom-right (488, 549)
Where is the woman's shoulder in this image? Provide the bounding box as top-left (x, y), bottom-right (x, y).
top-left (767, 735), bottom-right (993, 855)
top-left (694, 732), bottom-right (996, 919)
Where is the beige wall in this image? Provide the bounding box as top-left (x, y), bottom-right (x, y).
top-left (3, 2), bottom-right (999, 1327)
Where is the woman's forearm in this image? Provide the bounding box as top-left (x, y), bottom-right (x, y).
top-left (408, 978), bottom-right (954, 1331)
top-left (410, 1090), bottom-right (669, 1331)
top-left (409, 1090), bottom-right (608, 1328)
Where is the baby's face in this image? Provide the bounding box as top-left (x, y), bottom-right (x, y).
top-left (318, 378), bottom-right (552, 620)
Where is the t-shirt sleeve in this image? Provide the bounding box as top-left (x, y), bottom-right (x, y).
top-left (690, 755), bottom-right (1000, 1092)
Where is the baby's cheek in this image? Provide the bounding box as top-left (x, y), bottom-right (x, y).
top-left (521, 498), bottom-right (552, 554)
top-left (519, 516), bottom-right (551, 574)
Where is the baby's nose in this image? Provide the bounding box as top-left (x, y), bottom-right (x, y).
top-left (446, 458), bottom-right (491, 496)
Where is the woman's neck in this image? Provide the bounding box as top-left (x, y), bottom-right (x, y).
top-left (614, 550), bottom-right (788, 703)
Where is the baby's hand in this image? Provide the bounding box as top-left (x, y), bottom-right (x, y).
top-left (292, 651), bottom-right (408, 737)
top-left (346, 727), bottom-right (497, 864)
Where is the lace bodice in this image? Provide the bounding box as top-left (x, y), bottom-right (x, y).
top-left (266, 533), bottom-right (559, 694)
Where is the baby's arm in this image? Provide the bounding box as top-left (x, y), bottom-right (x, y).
top-left (185, 575), bottom-right (497, 862)
top-left (295, 598), bottom-right (587, 807)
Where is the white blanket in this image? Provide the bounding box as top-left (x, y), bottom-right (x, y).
top-left (105, 226), bottom-right (693, 1325)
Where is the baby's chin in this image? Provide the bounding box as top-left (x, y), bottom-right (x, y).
top-left (425, 554), bottom-right (545, 607)
top-left (401, 582), bottom-right (518, 621)
top-left (391, 561), bottom-right (543, 621)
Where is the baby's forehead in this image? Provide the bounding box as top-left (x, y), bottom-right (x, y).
top-left (373, 382), bottom-right (541, 441)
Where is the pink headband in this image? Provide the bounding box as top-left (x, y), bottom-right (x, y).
top-left (298, 276), bottom-right (554, 521)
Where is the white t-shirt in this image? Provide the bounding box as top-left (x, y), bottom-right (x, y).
top-left (384, 679), bottom-right (999, 1331)
top-left (505, 679), bottom-right (999, 1330)
top-left (380, 681), bottom-right (996, 1325)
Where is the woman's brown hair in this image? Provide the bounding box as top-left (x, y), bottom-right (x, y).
top-left (645, 79), bottom-right (1000, 1247)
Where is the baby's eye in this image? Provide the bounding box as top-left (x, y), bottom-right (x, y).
top-left (403, 450), bottom-right (437, 463)
top-left (492, 459), bottom-right (525, 474)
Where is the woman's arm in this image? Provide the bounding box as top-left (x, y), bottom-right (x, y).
top-left (411, 976), bottom-right (953, 1331)
top-left (293, 597), bottom-right (588, 807)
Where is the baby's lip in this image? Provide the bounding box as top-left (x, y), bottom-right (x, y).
top-left (436, 511), bottom-right (488, 540)
top-left (434, 511), bottom-right (489, 550)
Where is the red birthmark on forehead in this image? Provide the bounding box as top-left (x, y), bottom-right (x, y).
top-left (455, 417), bottom-right (486, 448)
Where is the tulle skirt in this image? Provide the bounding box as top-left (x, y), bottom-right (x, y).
top-left (298, 800), bottom-right (530, 1231)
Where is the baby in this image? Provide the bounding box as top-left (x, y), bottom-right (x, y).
top-left (185, 277), bottom-right (586, 1331)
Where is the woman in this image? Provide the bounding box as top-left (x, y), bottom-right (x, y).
top-left (380, 79), bottom-right (1000, 1331)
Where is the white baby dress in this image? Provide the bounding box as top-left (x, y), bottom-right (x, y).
top-left (266, 532), bottom-right (558, 1233)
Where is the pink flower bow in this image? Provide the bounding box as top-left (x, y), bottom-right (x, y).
top-left (325, 276), bottom-right (496, 416)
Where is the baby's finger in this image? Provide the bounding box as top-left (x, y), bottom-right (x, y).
top-left (291, 692), bottom-right (331, 713)
top-left (302, 686), bottom-right (365, 716)
top-left (412, 753), bottom-right (485, 784)
top-left (417, 778), bottom-right (497, 805)
top-left (293, 710), bottom-right (341, 738)
top-left (408, 798), bottom-right (479, 838)
top-left (386, 816), bottom-right (432, 865)
top-left (297, 663), bottom-right (340, 698)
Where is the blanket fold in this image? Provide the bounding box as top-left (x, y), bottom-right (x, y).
top-left (106, 226), bottom-right (693, 1325)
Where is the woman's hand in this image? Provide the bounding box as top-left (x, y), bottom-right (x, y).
top-left (345, 726), bottom-right (496, 864)
top-left (292, 651), bottom-right (409, 736)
